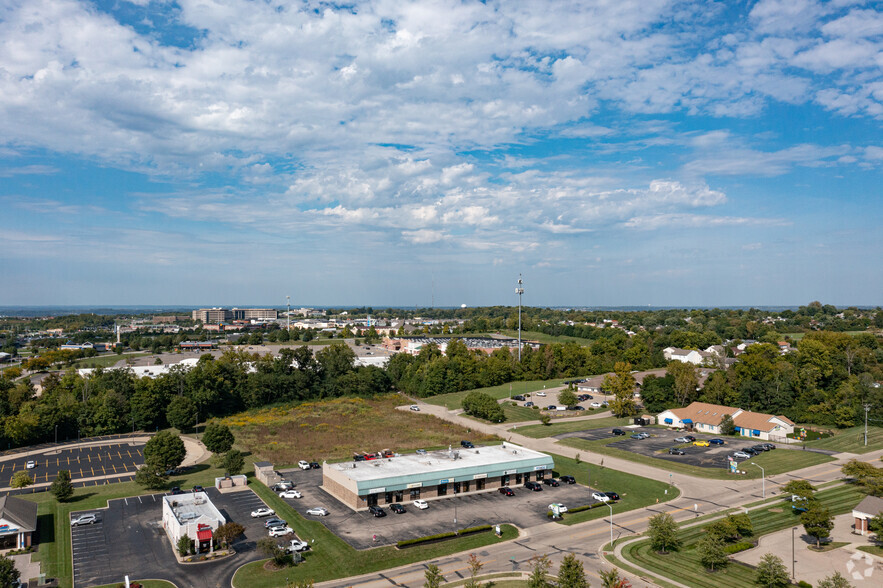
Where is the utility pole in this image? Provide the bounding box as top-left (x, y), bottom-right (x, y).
top-left (792, 527), bottom-right (796, 579)
top-left (864, 403), bottom-right (871, 446)
top-left (287, 295), bottom-right (291, 332)
top-left (516, 275), bottom-right (524, 362)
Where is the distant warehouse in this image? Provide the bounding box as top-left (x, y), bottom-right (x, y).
top-left (192, 307), bottom-right (278, 322)
top-left (323, 443), bottom-right (554, 510)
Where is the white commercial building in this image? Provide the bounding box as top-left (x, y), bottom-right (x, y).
top-left (162, 492), bottom-right (225, 554)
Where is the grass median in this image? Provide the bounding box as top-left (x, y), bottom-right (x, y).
top-left (423, 378), bottom-right (584, 410)
top-left (620, 484), bottom-right (863, 588)
top-left (234, 481), bottom-right (519, 588)
top-left (512, 416), bottom-right (631, 438)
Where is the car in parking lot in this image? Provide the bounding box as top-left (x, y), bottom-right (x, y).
top-left (524, 401), bottom-right (534, 407)
top-left (591, 492), bottom-right (610, 502)
top-left (25, 461), bottom-right (35, 469)
top-left (413, 499), bottom-right (429, 509)
top-left (567, 405), bottom-right (586, 411)
top-left (743, 447), bottom-right (760, 456)
top-left (264, 518), bottom-right (286, 528)
top-left (70, 514), bottom-right (98, 526)
top-left (283, 539), bottom-right (310, 553)
top-left (543, 478), bottom-right (560, 487)
top-left (762, 442), bottom-right (776, 450)
top-left (548, 503), bottom-right (568, 513)
top-left (612, 429), bottom-right (626, 436)
top-left (732, 451), bottom-right (751, 459)
top-left (578, 394), bottom-right (592, 401)
top-left (524, 481), bottom-right (543, 491)
top-left (192, 485), bottom-right (204, 493)
top-left (461, 440), bottom-right (474, 448)
top-left (751, 445), bottom-right (769, 453)
top-left (630, 433), bottom-right (644, 439)
top-left (604, 492), bottom-right (620, 501)
top-left (169, 487), bottom-right (183, 495)
top-left (306, 507), bottom-right (330, 516)
top-left (674, 436), bottom-right (691, 443)
top-left (279, 489), bottom-right (302, 499)
top-left (390, 503), bottom-right (406, 513)
top-left (298, 460), bottom-right (311, 470)
top-left (637, 432), bottom-right (650, 438)
top-left (309, 462), bottom-right (321, 469)
top-left (368, 505), bottom-right (386, 517)
top-left (693, 440), bottom-right (710, 447)
top-left (536, 391), bottom-right (547, 397)
top-left (590, 402), bottom-right (602, 407)
top-left (499, 486), bottom-right (515, 496)
top-left (512, 395), bottom-right (525, 401)
top-left (668, 447), bottom-right (685, 455)
top-left (269, 526), bottom-right (294, 537)
top-left (251, 507), bottom-right (275, 518)
top-left (559, 475), bottom-right (576, 484)
top-left (545, 405), bottom-right (557, 410)
top-left (709, 438), bottom-right (725, 445)
top-left (416, 449), bottom-right (427, 455)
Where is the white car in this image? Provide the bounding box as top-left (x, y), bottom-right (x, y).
top-left (675, 437), bottom-right (691, 443)
top-left (409, 405), bottom-right (420, 411)
top-left (279, 489), bottom-right (302, 499)
top-left (269, 526), bottom-right (294, 537)
top-left (25, 461), bottom-right (36, 469)
top-left (732, 451), bottom-right (751, 459)
top-left (70, 514), bottom-right (97, 526)
top-left (592, 492), bottom-right (611, 502)
top-left (251, 507), bottom-right (275, 518)
top-left (283, 539), bottom-right (310, 553)
top-left (413, 499), bottom-right (429, 509)
top-left (536, 391), bottom-right (547, 397)
top-left (298, 460), bottom-right (311, 470)
top-left (548, 503), bottom-right (568, 513)
top-left (306, 507), bottom-right (329, 516)
top-left (590, 402), bottom-right (602, 407)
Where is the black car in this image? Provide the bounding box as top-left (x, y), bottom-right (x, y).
top-left (612, 429), bottom-right (626, 436)
top-left (309, 462), bottom-right (321, 469)
top-left (750, 445), bottom-right (769, 453)
top-left (192, 485), bottom-right (204, 493)
top-left (390, 503), bottom-right (406, 513)
top-left (512, 395), bottom-right (526, 401)
top-left (525, 481), bottom-right (543, 491)
top-left (743, 447), bottom-right (759, 456)
top-left (170, 486), bottom-right (183, 495)
top-left (684, 435), bottom-right (696, 442)
top-left (354, 454), bottom-right (366, 462)
top-left (761, 443), bottom-right (776, 450)
top-left (545, 405), bottom-right (557, 410)
top-left (567, 405), bottom-right (586, 411)
top-left (368, 505), bottom-right (386, 517)
top-left (559, 475), bottom-right (576, 484)
top-left (499, 486), bottom-right (515, 496)
top-left (461, 440), bottom-right (474, 448)
top-left (604, 492), bottom-right (620, 501)
top-left (543, 478), bottom-right (560, 487)
top-left (668, 448), bottom-right (685, 455)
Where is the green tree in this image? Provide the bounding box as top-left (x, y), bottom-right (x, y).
top-left (221, 449), bottom-right (245, 476)
top-left (817, 571), bottom-right (853, 588)
top-left (423, 563), bottom-right (444, 588)
top-left (558, 389), bottom-right (578, 408)
top-left (144, 431), bottom-right (187, 471)
top-left (801, 501), bottom-right (834, 548)
top-left (697, 534), bottom-right (729, 571)
top-left (603, 362), bottom-right (637, 417)
top-left (10, 471), bottom-right (31, 489)
top-left (214, 522), bottom-right (245, 548)
top-left (461, 391), bottom-right (506, 423)
top-left (540, 414), bottom-right (551, 426)
top-left (557, 553), bottom-right (588, 588)
top-left (465, 553), bottom-right (483, 588)
top-left (177, 535), bottom-right (194, 556)
top-left (599, 568), bottom-right (631, 588)
top-left (719, 414), bottom-right (736, 436)
top-left (0, 555), bottom-right (20, 588)
top-left (527, 554), bottom-right (553, 588)
top-left (166, 395), bottom-right (198, 431)
top-left (258, 536), bottom-right (292, 567)
top-left (50, 469), bottom-right (74, 502)
top-left (667, 361), bottom-right (699, 406)
top-left (754, 553), bottom-right (790, 588)
top-left (868, 512), bottom-right (883, 536)
top-left (782, 480), bottom-right (816, 499)
top-left (647, 513), bottom-right (681, 554)
top-left (202, 422), bottom-right (235, 453)
top-left (135, 463), bottom-right (168, 489)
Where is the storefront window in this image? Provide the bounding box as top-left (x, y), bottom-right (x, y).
top-left (438, 483), bottom-right (447, 496)
top-left (410, 488), bottom-right (420, 499)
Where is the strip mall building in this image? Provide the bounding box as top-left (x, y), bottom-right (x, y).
top-left (323, 443), bottom-right (554, 510)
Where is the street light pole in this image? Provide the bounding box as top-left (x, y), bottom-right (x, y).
top-left (516, 275), bottom-right (524, 362)
top-left (751, 462), bottom-right (765, 498)
top-left (55, 424), bottom-right (58, 445)
top-left (606, 502), bottom-right (614, 549)
top-left (792, 527), bottom-right (796, 579)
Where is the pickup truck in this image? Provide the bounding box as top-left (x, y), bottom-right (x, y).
top-left (283, 538), bottom-right (310, 553)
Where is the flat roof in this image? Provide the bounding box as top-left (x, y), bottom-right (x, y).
top-left (163, 492), bottom-right (224, 525)
top-left (326, 443), bottom-right (554, 493)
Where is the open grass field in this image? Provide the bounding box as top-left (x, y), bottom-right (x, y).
top-left (234, 481), bottom-right (519, 587)
top-left (498, 329), bottom-right (592, 346)
top-left (221, 395), bottom-right (498, 466)
top-left (620, 484), bottom-right (863, 588)
top-left (423, 378), bottom-right (582, 409)
top-left (72, 352), bottom-right (151, 368)
top-left (803, 425), bottom-right (883, 454)
top-left (549, 453), bottom-right (678, 525)
top-left (512, 416), bottom-right (632, 438)
top-left (560, 437), bottom-right (836, 480)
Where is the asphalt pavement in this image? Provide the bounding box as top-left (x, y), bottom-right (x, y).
top-left (0, 443), bottom-right (144, 487)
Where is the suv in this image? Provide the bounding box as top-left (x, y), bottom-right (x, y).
top-left (71, 514), bottom-right (98, 526)
top-left (512, 395), bottom-right (525, 401)
top-left (461, 440), bottom-right (474, 448)
top-left (298, 460), bottom-right (311, 470)
top-left (524, 481), bottom-right (543, 491)
top-left (612, 429), bottom-right (626, 436)
top-left (368, 505), bottom-right (386, 517)
top-left (543, 478), bottom-right (560, 487)
top-left (390, 503), bottom-right (406, 513)
top-left (559, 475), bottom-right (576, 484)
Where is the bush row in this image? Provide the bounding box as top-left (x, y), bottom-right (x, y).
top-left (396, 524), bottom-right (493, 548)
top-left (723, 540), bottom-right (755, 554)
top-left (565, 500), bottom-right (618, 514)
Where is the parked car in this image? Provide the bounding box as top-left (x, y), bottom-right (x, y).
top-left (693, 440), bottom-right (710, 447)
top-left (732, 451), bottom-right (751, 459)
top-left (306, 507), bottom-right (330, 516)
top-left (416, 449), bottom-right (427, 455)
top-left (283, 539), bottom-right (310, 553)
top-left (536, 391), bottom-right (547, 397)
top-left (512, 395), bottom-right (525, 401)
top-left (298, 460), bottom-right (311, 470)
top-left (461, 440), bottom-right (474, 448)
top-left (25, 461), bottom-right (36, 469)
top-left (499, 486), bottom-right (515, 496)
top-left (675, 436), bottom-right (691, 443)
top-left (709, 438), bottom-right (725, 445)
top-left (612, 429), bottom-right (626, 436)
top-left (269, 526), bottom-right (294, 538)
top-left (751, 445), bottom-right (769, 453)
top-left (630, 433), bottom-right (643, 439)
top-left (409, 405), bottom-right (420, 411)
top-left (390, 503), bottom-right (406, 513)
top-left (309, 462), bottom-right (321, 469)
top-left (604, 492), bottom-right (620, 501)
top-left (192, 485), bottom-right (204, 493)
top-left (762, 443), bottom-right (776, 450)
top-left (637, 432), bottom-right (650, 438)
top-left (272, 481), bottom-right (294, 492)
top-left (668, 448), bottom-right (685, 455)
top-left (279, 489), bottom-right (302, 499)
top-left (578, 394), bottom-right (592, 401)
top-left (548, 503), bottom-right (568, 513)
top-left (368, 505), bottom-right (386, 517)
top-left (545, 405), bottom-right (557, 410)
top-left (413, 499), bottom-right (429, 509)
top-left (251, 507), bottom-right (275, 518)
top-left (524, 401), bottom-right (534, 407)
top-left (592, 492), bottom-right (610, 502)
top-left (264, 518), bottom-right (286, 528)
top-left (590, 402), bottom-right (602, 407)
top-left (169, 487), bottom-right (183, 495)
top-left (743, 447), bottom-right (760, 456)
top-left (567, 405), bottom-right (586, 411)
top-left (684, 435), bottom-right (696, 442)
top-left (524, 481), bottom-right (543, 491)
top-left (70, 514), bottom-right (98, 526)
top-left (543, 478), bottom-right (560, 487)
top-left (559, 475), bottom-right (576, 484)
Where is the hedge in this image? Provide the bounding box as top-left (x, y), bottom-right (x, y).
top-left (396, 524), bottom-right (493, 548)
top-left (565, 500), bottom-right (618, 514)
top-left (723, 541), bottom-right (754, 555)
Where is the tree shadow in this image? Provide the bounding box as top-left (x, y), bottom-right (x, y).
top-left (35, 513), bottom-right (54, 545)
top-left (67, 492), bottom-right (97, 504)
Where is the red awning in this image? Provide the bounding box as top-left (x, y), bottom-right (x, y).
top-left (197, 529), bottom-right (213, 542)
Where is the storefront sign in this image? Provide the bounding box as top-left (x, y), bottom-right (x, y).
top-left (406, 482), bottom-right (422, 489)
top-left (438, 479), bottom-right (450, 484)
top-left (473, 473), bottom-right (487, 480)
top-left (503, 469), bottom-right (516, 475)
top-left (533, 465), bottom-right (547, 471)
top-left (368, 487), bottom-right (385, 494)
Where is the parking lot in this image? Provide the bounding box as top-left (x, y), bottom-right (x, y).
top-left (277, 466), bottom-right (605, 549)
top-left (0, 442), bottom-right (144, 487)
top-left (71, 487), bottom-right (272, 588)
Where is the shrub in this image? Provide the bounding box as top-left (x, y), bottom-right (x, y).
top-left (723, 541), bottom-right (754, 554)
top-left (396, 525), bottom-right (492, 548)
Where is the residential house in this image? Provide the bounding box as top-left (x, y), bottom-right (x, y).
top-left (656, 402), bottom-right (795, 441)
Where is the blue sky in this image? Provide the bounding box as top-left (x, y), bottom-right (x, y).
top-left (1, 0), bottom-right (881, 308)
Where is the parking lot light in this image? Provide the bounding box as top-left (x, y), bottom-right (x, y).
top-left (750, 462), bottom-right (765, 498)
top-left (606, 502), bottom-right (613, 548)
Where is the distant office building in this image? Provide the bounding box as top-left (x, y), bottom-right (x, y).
top-left (192, 307), bottom-right (278, 322)
top-left (153, 315), bottom-right (190, 324)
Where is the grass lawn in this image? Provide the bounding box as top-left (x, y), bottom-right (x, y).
top-left (221, 395), bottom-right (498, 467)
top-left (620, 484), bottom-right (864, 588)
top-left (72, 352), bottom-right (151, 368)
top-left (423, 378), bottom-right (585, 410)
top-left (803, 425), bottom-right (883, 454)
top-left (512, 416), bottom-right (632, 438)
top-left (548, 453), bottom-right (678, 525)
top-left (497, 402), bottom-right (545, 423)
top-left (234, 481), bottom-right (519, 587)
top-left (857, 545), bottom-right (883, 556)
top-left (560, 437), bottom-right (835, 480)
top-left (498, 329), bottom-right (592, 346)
top-left (444, 578), bottom-right (527, 588)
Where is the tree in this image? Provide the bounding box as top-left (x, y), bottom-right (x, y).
top-left (667, 361), bottom-right (698, 406)
top-left (166, 395), bottom-right (198, 431)
top-left (603, 362), bottom-right (637, 417)
top-left (817, 571), bottom-right (853, 588)
top-left (143, 430), bottom-right (186, 471)
top-left (461, 391), bottom-right (506, 423)
top-left (221, 449), bottom-right (245, 476)
top-left (868, 511), bottom-right (883, 536)
top-left (214, 522), bottom-right (245, 548)
top-left (557, 553), bottom-right (588, 588)
top-left (10, 471), bottom-right (32, 489)
top-left (599, 568), bottom-right (631, 588)
top-left (177, 535), bottom-right (194, 557)
top-left (801, 501), bottom-right (834, 548)
top-left (754, 553), bottom-right (790, 588)
top-left (782, 480), bottom-right (816, 499)
top-left (135, 463), bottom-right (168, 490)
top-left (258, 536), bottom-right (292, 567)
top-left (423, 563), bottom-right (445, 588)
top-left (720, 414), bottom-right (736, 436)
top-left (558, 389), bottom-right (578, 408)
top-left (697, 534), bottom-right (729, 571)
top-left (527, 554), bottom-right (553, 588)
top-left (0, 555), bottom-right (19, 588)
top-left (465, 553), bottom-right (483, 588)
top-left (50, 469), bottom-right (74, 501)
top-left (647, 513), bottom-right (681, 553)
top-left (202, 422), bottom-right (235, 453)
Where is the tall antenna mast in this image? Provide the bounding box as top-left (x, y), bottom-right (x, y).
top-left (516, 274), bottom-right (524, 362)
top-left (286, 295), bottom-right (291, 332)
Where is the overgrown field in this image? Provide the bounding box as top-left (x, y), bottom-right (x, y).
top-left (423, 378), bottom-right (581, 409)
top-left (804, 425), bottom-right (883, 454)
top-left (512, 416), bottom-right (632, 438)
top-left (221, 395), bottom-right (498, 465)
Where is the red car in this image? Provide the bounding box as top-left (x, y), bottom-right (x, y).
top-left (499, 486), bottom-right (515, 496)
